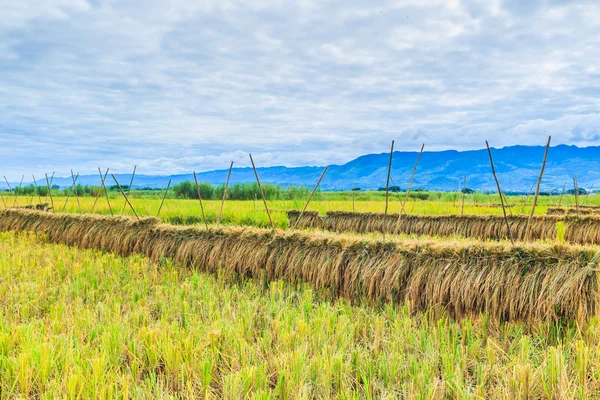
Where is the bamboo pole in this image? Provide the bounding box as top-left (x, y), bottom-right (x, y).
top-left (520, 182), bottom-right (536, 214)
top-left (44, 172), bottom-right (55, 203)
top-left (558, 183), bottom-right (566, 206)
top-left (156, 179), bottom-right (172, 218)
top-left (382, 141), bottom-right (395, 241)
top-left (292, 166), bottom-right (328, 230)
top-left (3, 176), bottom-right (17, 207)
top-left (399, 144), bottom-right (425, 214)
top-left (29, 175), bottom-right (36, 206)
top-left (193, 171), bottom-right (209, 229)
top-left (31, 175), bottom-right (42, 206)
top-left (99, 168), bottom-right (113, 216)
top-left (409, 184), bottom-right (423, 214)
top-left (574, 175), bottom-right (580, 217)
top-left (486, 141), bottom-right (514, 244)
top-left (91, 168), bottom-right (110, 213)
top-left (11, 175), bottom-right (24, 207)
top-left (45, 173), bottom-right (54, 212)
top-left (384, 140), bottom-right (394, 215)
top-left (218, 161), bottom-right (234, 224)
top-left (120, 165), bottom-right (137, 214)
top-left (111, 174), bottom-right (139, 221)
top-left (249, 154), bottom-right (274, 230)
top-left (461, 176), bottom-right (466, 216)
top-left (62, 172), bottom-right (80, 212)
top-left (71, 170), bottom-right (82, 213)
top-left (525, 136), bottom-right (551, 239)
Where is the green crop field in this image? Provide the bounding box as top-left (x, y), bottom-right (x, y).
top-left (1, 231), bottom-right (600, 398)
top-left (5, 189), bottom-right (596, 229)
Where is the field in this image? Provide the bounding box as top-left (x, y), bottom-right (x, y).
top-left (2, 231), bottom-right (600, 398)
top-left (1, 191), bottom-right (600, 398)
top-left (6, 190), bottom-right (596, 229)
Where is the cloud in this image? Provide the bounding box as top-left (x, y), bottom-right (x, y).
top-left (513, 114), bottom-right (600, 144)
top-left (1, 0), bottom-right (600, 179)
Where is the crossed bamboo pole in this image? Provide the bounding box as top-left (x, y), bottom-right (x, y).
top-left (486, 141), bottom-right (514, 244)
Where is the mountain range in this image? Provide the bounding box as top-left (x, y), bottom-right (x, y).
top-left (2, 144), bottom-right (600, 192)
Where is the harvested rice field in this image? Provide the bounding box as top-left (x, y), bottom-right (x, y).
top-left (2, 195), bottom-right (600, 399)
top-left (3, 230), bottom-right (600, 398)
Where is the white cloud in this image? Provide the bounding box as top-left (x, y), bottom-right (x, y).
top-left (0, 0), bottom-right (599, 179)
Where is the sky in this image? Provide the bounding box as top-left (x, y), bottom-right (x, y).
top-left (1, 0), bottom-right (599, 179)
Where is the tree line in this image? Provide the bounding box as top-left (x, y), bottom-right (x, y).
top-left (6, 182), bottom-right (313, 201)
top-left (172, 182), bottom-right (312, 201)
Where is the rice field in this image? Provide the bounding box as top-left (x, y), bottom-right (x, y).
top-left (3, 230), bottom-right (600, 398)
top-left (0, 194), bottom-right (575, 229)
top-left (2, 193), bottom-right (600, 398)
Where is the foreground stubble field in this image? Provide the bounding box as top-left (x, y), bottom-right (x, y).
top-left (1, 231), bottom-right (600, 398)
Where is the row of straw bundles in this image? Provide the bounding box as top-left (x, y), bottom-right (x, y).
top-left (547, 207), bottom-right (598, 216)
top-left (564, 216), bottom-right (600, 245)
top-left (320, 212), bottom-right (560, 241)
top-left (1, 208), bottom-right (599, 323)
top-left (286, 211), bottom-right (323, 229)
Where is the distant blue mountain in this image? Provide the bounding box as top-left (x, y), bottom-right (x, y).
top-left (2, 144), bottom-right (600, 192)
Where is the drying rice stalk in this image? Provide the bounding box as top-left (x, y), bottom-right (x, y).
top-left (1, 209), bottom-right (600, 323)
top-left (564, 216), bottom-right (600, 245)
top-left (547, 207), bottom-right (598, 216)
top-left (287, 210), bottom-right (323, 229)
top-left (318, 211), bottom-right (560, 242)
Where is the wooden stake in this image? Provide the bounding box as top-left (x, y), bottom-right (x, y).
top-left (91, 168), bottom-right (109, 213)
top-left (156, 179), bottom-right (172, 218)
top-left (218, 161), bottom-right (234, 224)
top-left (558, 183), bottom-right (566, 206)
top-left (11, 175), bottom-right (24, 207)
top-left (29, 174), bottom-right (37, 206)
top-left (249, 154), bottom-right (274, 230)
top-left (193, 171), bottom-right (209, 229)
top-left (292, 166), bottom-right (328, 230)
top-left (44, 171), bottom-right (56, 201)
top-left (99, 168), bottom-right (113, 216)
top-left (520, 182), bottom-right (536, 214)
top-left (30, 175), bottom-right (42, 206)
top-left (400, 144), bottom-right (425, 214)
top-left (352, 183), bottom-right (355, 212)
top-left (112, 174), bottom-right (139, 221)
top-left (525, 136), bottom-right (551, 239)
top-left (45, 173), bottom-right (54, 212)
top-left (384, 140), bottom-right (395, 215)
top-left (4, 176), bottom-right (17, 208)
top-left (62, 172), bottom-right (80, 212)
top-left (121, 165), bottom-right (137, 214)
top-left (461, 176), bottom-right (466, 216)
top-left (71, 170), bottom-right (82, 213)
top-left (486, 141), bottom-right (514, 244)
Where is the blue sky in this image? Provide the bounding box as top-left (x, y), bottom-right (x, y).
top-left (1, 0), bottom-right (599, 179)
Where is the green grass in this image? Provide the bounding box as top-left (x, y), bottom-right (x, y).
top-left (5, 191), bottom-right (596, 229)
top-left (1, 231), bottom-right (600, 398)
